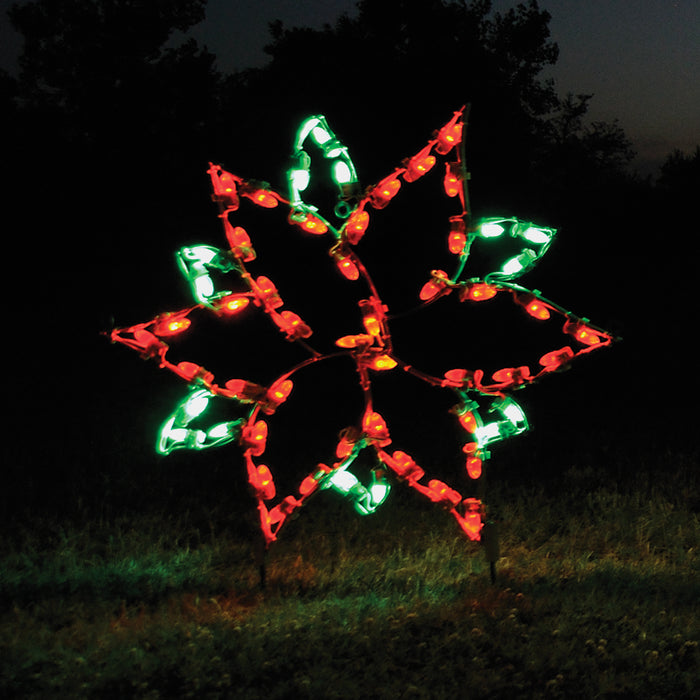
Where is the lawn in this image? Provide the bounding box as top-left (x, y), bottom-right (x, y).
top-left (1, 455), bottom-right (697, 699)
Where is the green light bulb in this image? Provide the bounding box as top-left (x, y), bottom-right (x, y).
top-left (333, 161), bottom-right (353, 184)
top-left (203, 421), bottom-right (242, 447)
top-left (186, 245), bottom-right (217, 264)
top-left (311, 125), bottom-right (332, 145)
top-left (328, 470), bottom-right (359, 494)
top-left (184, 391), bottom-right (209, 418)
top-left (475, 422), bottom-right (501, 446)
top-left (500, 400), bottom-right (526, 427)
top-left (158, 419), bottom-right (183, 447)
top-left (519, 226), bottom-right (552, 245)
top-left (176, 245), bottom-right (234, 305)
top-left (207, 423), bottom-right (232, 439)
top-left (290, 168), bottom-right (310, 193)
top-left (193, 275), bottom-right (215, 302)
top-left (295, 116), bottom-right (321, 146)
top-left (369, 475), bottom-right (390, 508)
top-left (501, 249), bottom-right (537, 277)
top-left (480, 222), bottom-right (506, 238)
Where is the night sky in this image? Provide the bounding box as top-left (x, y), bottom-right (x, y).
top-left (4, 0), bottom-right (694, 174)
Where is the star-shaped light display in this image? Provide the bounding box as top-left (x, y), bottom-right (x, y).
top-left (111, 106), bottom-right (615, 549)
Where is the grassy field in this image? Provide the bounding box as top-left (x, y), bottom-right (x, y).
top-left (1, 456), bottom-right (698, 699)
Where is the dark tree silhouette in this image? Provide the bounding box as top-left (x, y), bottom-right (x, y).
top-left (219, 0), bottom-right (635, 219)
top-left (6, 0), bottom-right (637, 208)
top-left (7, 0), bottom-right (218, 195)
top-left (223, 0), bottom-right (561, 181)
top-left (657, 146), bottom-right (700, 199)
top-left (3, 2), bottom-right (223, 457)
top-left (531, 92), bottom-right (636, 219)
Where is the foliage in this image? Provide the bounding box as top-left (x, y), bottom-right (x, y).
top-left (7, 0), bottom-right (217, 192)
top-left (262, 0), bottom-right (560, 115)
top-left (657, 146), bottom-right (700, 197)
top-left (9, 0), bottom-right (208, 104)
top-left (527, 92), bottom-right (636, 218)
top-left (541, 93), bottom-right (635, 173)
top-left (3, 0), bottom-right (657, 207)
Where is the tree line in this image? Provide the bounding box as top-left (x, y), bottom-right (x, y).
top-left (6, 0), bottom-right (696, 209)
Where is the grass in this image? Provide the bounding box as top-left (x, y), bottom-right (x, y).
top-left (1, 458), bottom-right (698, 699)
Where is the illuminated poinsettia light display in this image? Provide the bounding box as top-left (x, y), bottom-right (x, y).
top-left (111, 106), bottom-right (614, 549)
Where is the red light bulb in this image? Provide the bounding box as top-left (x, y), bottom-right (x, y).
top-left (447, 215), bottom-right (467, 253)
top-left (224, 220), bottom-right (256, 262)
top-left (564, 319), bottom-right (606, 346)
top-left (214, 294), bottom-right (250, 315)
top-left (462, 283), bottom-right (498, 301)
top-left (369, 172), bottom-right (401, 209)
top-left (335, 334), bottom-right (373, 350)
top-left (403, 144), bottom-right (436, 182)
top-left (458, 410), bottom-right (478, 433)
top-left (249, 464), bottom-right (275, 500)
top-left (387, 450), bottom-right (425, 482)
top-left (267, 495), bottom-right (301, 526)
top-left (111, 326), bottom-right (167, 358)
top-left (331, 247), bottom-right (360, 280)
top-left (361, 311), bottom-right (380, 337)
top-left (442, 368), bottom-right (482, 389)
top-left (253, 190), bottom-right (278, 207)
top-left (435, 112), bottom-right (463, 154)
top-left (465, 455), bottom-right (482, 480)
top-left (208, 164), bottom-right (240, 211)
top-left (298, 476), bottom-right (317, 497)
top-left (290, 211), bottom-right (328, 235)
top-left (260, 379), bottom-right (294, 416)
top-left (299, 464), bottom-right (331, 497)
top-left (427, 479), bottom-right (462, 507)
top-left (241, 185), bottom-right (278, 208)
top-left (261, 378), bottom-right (293, 414)
top-left (448, 229), bottom-right (467, 254)
top-left (254, 276), bottom-right (283, 309)
top-left (222, 379), bottom-right (266, 402)
top-left (359, 298), bottom-right (386, 338)
top-left (275, 310), bottom-right (312, 340)
top-left (337, 257), bottom-right (360, 280)
top-left (419, 270), bottom-right (449, 301)
top-left (268, 379), bottom-right (293, 403)
top-left (539, 346), bottom-right (574, 370)
top-left (518, 294), bottom-right (551, 320)
top-left (363, 410), bottom-right (390, 444)
top-left (443, 162), bottom-right (462, 198)
top-left (241, 419), bottom-right (268, 456)
top-left (336, 427), bottom-right (360, 459)
top-left (369, 354), bottom-right (397, 371)
top-left (173, 361), bottom-right (213, 385)
top-left (577, 328), bottom-right (600, 345)
top-left (153, 314), bottom-right (191, 336)
top-left (457, 498), bottom-right (483, 541)
top-left (344, 208), bottom-right (370, 244)
top-left (491, 366), bottom-right (531, 386)
top-left (336, 438), bottom-right (353, 460)
top-left (526, 300), bottom-right (551, 320)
